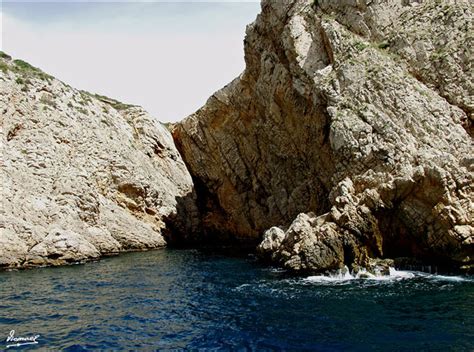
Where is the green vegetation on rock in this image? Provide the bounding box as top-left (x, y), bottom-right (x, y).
top-left (89, 92), bottom-right (136, 111)
top-left (0, 51), bottom-right (12, 60)
top-left (354, 41), bottom-right (369, 51)
top-left (39, 95), bottom-right (57, 108)
top-left (0, 52), bottom-right (53, 82)
top-left (12, 59), bottom-right (53, 81)
top-left (0, 61), bottom-right (8, 74)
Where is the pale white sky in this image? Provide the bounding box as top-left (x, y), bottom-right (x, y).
top-left (1, 1), bottom-right (260, 122)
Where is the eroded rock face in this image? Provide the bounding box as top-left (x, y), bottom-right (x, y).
top-left (174, 0), bottom-right (473, 273)
top-left (0, 55), bottom-right (198, 269)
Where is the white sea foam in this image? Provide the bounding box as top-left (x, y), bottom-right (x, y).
top-left (235, 283), bottom-right (252, 291)
top-left (424, 274), bottom-right (472, 282)
top-left (235, 267), bottom-right (472, 292)
top-left (268, 267), bottom-right (287, 273)
top-left (368, 267), bottom-right (416, 280)
top-left (304, 266), bottom-right (424, 283)
top-left (305, 267), bottom-right (354, 283)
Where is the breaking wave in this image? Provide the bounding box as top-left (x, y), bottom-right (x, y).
top-left (303, 266), bottom-right (472, 284)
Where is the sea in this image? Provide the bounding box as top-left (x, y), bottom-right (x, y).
top-left (0, 248), bottom-right (473, 351)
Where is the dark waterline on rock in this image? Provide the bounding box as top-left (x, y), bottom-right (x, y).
top-left (0, 249), bottom-right (473, 351)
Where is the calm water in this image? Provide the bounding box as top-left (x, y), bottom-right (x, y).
top-left (0, 249), bottom-right (473, 351)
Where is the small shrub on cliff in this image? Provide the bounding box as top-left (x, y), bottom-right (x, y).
top-left (354, 42), bottom-right (369, 51)
top-left (0, 61), bottom-right (8, 74)
top-left (14, 59), bottom-right (37, 71)
top-left (13, 59), bottom-right (53, 81)
top-left (77, 107), bottom-right (88, 115)
top-left (91, 93), bottom-right (134, 111)
top-left (40, 95), bottom-right (57, 108)
top-left (0, 51), bottom-right (12, 60)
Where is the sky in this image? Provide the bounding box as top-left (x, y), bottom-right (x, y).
top-left (0, 1), bottom-right (260, 122)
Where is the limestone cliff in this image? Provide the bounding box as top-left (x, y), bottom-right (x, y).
top-left (174, 0), bottom-right (473, 273)
top-left (0, 53), bottom-right (197, 268)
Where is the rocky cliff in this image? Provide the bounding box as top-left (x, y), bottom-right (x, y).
top-left (0, 53), bottom-right (197, 268)
top-left (174, 0), bottom-right (473, 273)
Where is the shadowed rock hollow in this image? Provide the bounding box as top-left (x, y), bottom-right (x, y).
top-left (173, 0), bottom-right (473, 273)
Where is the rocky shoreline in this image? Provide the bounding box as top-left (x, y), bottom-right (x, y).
top-left (0, 53), bottom-right (198, 269)
top-left (173, 0), bottom-right (473, 274)
top-left (1, 0), bottom-right (473, 274)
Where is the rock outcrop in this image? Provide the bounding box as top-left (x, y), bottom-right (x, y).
top-left (0, 54), bottom-right (197, 268)
top-left (174, 0), bottom-right (473, 273)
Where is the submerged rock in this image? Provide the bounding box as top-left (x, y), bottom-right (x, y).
top-left (174, 0), bottom-right (473, 273)
top-left (0, 54), bottom-right (198, 269)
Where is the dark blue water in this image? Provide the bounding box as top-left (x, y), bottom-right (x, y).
top-left (0, 249), bottom-right (473, 351)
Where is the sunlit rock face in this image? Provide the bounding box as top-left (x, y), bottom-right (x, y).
top-left (174, 0), bottom-right (473, 273)
top-left (0, 54), bottom-right (198, 269)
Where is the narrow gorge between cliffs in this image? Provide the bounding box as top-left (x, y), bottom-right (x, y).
top-left (1, 0), bottom-right (473, 350)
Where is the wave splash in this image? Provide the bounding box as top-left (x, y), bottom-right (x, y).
top-left (303, 267), bottom-right (471, 283)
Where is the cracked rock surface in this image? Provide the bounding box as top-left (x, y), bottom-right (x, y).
top-left (0, 55), bottom-right (197, 269)
top-left (174, 0), bottom-right (473, 273)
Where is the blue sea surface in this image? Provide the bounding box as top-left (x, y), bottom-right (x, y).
top-left (0, 249), bottom-right (473, 351)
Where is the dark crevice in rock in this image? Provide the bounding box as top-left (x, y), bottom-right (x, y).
top-left (375, 208), bottom-right (470, 274)
top-left (46, 253), bottom-right (62, 260)
top-left (7, 123), bottom-right (23, 141)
